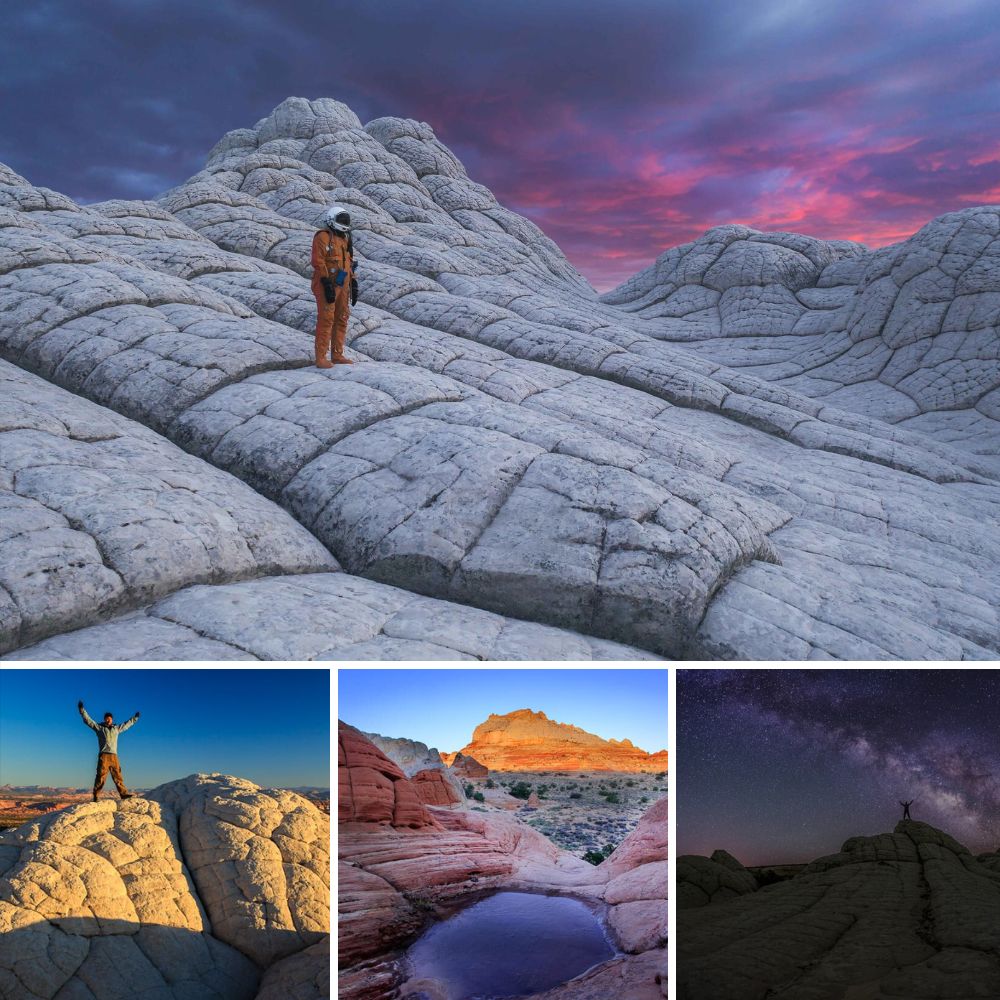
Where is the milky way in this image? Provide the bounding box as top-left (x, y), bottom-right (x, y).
top-left (677, 669), bottom-right (1000, 864)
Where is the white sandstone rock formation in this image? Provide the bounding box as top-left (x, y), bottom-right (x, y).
top-left (1, 96), bottom-right (999, 658)
top-left (603, 218), bottom-right (1000, 469)
top-left (0, 773), bottom-right (329, 1000)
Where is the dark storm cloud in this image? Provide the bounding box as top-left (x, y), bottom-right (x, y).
top-left (2, 1), bottom-right (999, 289)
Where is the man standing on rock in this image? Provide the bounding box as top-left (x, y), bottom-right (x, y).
top-left (900, 799), bottom-right (914, 820)
top-left (78, 701), bottom-right (140, 802)
top-left (311, 204), bottom-right (358, 368)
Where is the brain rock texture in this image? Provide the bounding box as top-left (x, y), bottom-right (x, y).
top-left (0, 773), bottom-right (330, 1000)
top-left (678, 821), bottom-right (1000, 999)
top-left (2, 95), bottom-right (999, 659)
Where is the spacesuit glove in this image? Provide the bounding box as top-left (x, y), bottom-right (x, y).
top-left (320, 277), bottom-right (335, 304)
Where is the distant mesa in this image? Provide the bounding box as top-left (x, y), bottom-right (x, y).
top-left (678, 819), bottom-right (1000, 998)
top-left (0, 772), bottom-right (330, 1000)
top-left (452, 708), bottom-right (668, 772)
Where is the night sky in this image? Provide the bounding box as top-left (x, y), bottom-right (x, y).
top-left (678, 669), bottom-right (1000, 865)
top-left (3, 2), bottom-right (999, 290)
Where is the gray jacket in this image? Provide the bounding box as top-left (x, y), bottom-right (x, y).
top-left (80, 706), bottom-right (138, 755)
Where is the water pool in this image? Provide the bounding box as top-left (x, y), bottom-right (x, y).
top-left (404, 891), bottom-right (616, 999)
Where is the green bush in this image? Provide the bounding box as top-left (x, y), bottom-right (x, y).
top-left (509, 781), bottom-right (532, 800)
top-left (603, 791), bottom-right (621, 804)
top-left (569, 792), bottom-right (582, 799)
top-left (473, 791), bottom-right (485, 802)
top-left (464, 783), bottom-right (474, 798)
top-left (485, 778), bottom-right (496, 789)
top-left (583, 849), bottom-right (605, 866)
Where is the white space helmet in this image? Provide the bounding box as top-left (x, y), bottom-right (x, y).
top-left (323, 205), bottom-right (351, 233)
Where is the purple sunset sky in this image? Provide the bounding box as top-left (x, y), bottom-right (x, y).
top-left (3, 0), bottom-right (998, 290)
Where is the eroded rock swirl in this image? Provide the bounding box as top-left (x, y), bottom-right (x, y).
top-left (2, 96), bottom-right (999, 658)
top-left (0, 774), bottom-right (330, 1000)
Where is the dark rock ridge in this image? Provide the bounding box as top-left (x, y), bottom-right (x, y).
top-left (2, 95), bottom-right (999, 658)
top-left (678, 820), bottom-right (1000, 999)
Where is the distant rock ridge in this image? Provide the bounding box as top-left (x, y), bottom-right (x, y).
top-left (360, 728), bottom-right (466, 806)
top-left (678, 818), bottom-right (1000, 998)
top-left (0, 772), bottom-right (330, 1000)
top-left (454, 708), bottom-right (668, 772)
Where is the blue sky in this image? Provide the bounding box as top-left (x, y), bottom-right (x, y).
top-left (0, 669), bottom-right (330, 789)
top-left (338, 668), bottom-right (667, 754)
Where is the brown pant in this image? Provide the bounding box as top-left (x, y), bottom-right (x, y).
top-left (313, 283), bottom-right (351, 362)
top-left (94, 753), bottom-right (128, 799)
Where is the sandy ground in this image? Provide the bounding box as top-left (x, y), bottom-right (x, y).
top-left (460, 770), bottom-right (667, 858)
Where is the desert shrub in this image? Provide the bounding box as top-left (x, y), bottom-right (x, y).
top-left (640, 796), bottom-right (649, 803)
top-left (473, 791), bottom-right (485, 802)
top-left (509, 782), bottom-right (532, 800)
top-left (626, 780), bottom-right (635, 787)
top-left (655, 772), bottom-right (666, 780)
top-left (603, 792), bottom-right (621, 804)
top-left (569, 792), bottom-right (582, 799)
top-left (602, 843), bottom-right (617, 857)
top-left (583, 849), bottom-right (605, 866)
top-left (464, 783), bottom-right (475, 798)
top-left (485, 779), bottom-right (496, 789)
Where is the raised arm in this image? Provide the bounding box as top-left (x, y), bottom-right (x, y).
top-left (78, 701), bottom-right (99, 732)
top-left (117, 712), bottom-right (140, 734)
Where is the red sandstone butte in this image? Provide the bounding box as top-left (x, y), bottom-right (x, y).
top-left (453, 708), bottom-right (668, 772)
top-left (448, 752), bottom-right (489, 778)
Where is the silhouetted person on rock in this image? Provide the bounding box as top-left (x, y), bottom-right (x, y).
top-left (900, 799), bottom-right (914, 820)
top-left (78, 701), bottom-right (140, 801)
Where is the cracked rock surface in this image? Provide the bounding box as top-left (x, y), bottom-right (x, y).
top-left (678, 820), bottom-right (1000, 999)
top-left (2, 96), bottom-right (999, 658)
top-left (603, 218), bottom-right (1000, 470)
top-left (0, 773), bottom-right (329, 1000)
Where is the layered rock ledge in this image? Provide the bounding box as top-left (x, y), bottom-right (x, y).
top-left (338, 723), bottom-right (667, 999)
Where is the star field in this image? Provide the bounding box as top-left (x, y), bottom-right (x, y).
top-left (677, 669), bottom-right (1000, 864)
